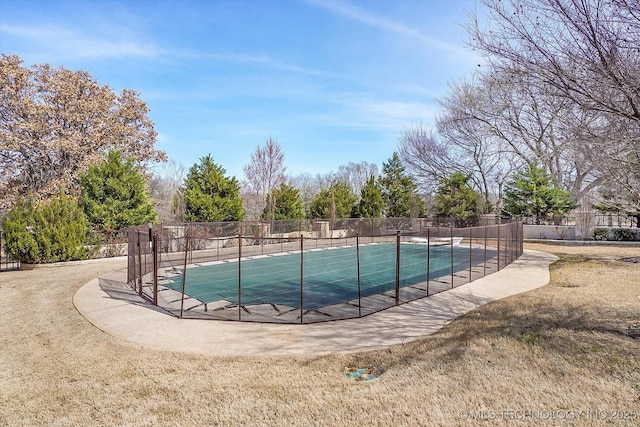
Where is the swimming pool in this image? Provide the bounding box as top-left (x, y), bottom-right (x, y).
top-left (163, 242), bottom-right (494, 313)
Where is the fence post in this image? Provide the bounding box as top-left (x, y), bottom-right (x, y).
top-left (137, 234), bottom-right (143, 296)
top-left (517, 222), bottom-right (521, 258)
top-left (179, 232), bottom-right (189, 319)
top-left (238, 231), bottom-right (242, 321)
top-left (157, 223), bottom-right (163, 276)
top-left (152, 232), bottom-right (158, 305)
top-left (450, 226), bottom-right (454, 289)
top-left (506, 223), bottom-right (510, 263)
top-left (469, 227), bottom-right (473, 281)
top-left (216, 222), bottom-right (220, 261)
top-left (518, 221), bottom-right (524, 255)
top-left (483, 225), bottom-right (487, 276)
top-left (426, 228), bottom-right (430, 295)
top-left (371, 217), bottom-right (374, 243)
top-left (300, 235), bottom-right (304, 324)
top-left (510, 222), bottom-right (515, 263)
top-left (497, 223), bottom-right (501, 271)
top-left (507, 223), bottom-right (512, 264)
top-left (395, 230), bottom-right (400, 306)
top-left (503, 223), bottom-right (508, 266)
top-left (188, 222), bottom-right (193, 265)
top-left (356, 234), bottom-right (362, 318)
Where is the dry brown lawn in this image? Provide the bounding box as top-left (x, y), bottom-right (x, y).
top-left (1, 243), bottom-right (639, 426)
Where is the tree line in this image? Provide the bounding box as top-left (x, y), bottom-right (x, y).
top-left (8, 0), bottom-right (638, 265)
top-left (176, 149), bottom-right (426, 223)
top-left (0, 131), bottom-right (573, 264)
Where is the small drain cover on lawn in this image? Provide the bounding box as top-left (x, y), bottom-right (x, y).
top-left (344, 367), bottom-right (375, 382)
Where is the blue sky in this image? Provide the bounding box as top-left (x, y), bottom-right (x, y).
top-left (0, 0), bottom-right (483, 180)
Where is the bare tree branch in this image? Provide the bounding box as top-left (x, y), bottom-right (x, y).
top-left (242, 137), bottom-right (286, 220)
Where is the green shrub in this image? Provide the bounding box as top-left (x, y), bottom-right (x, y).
top-left (593, 227), bottom-right (637, 241)
top-left (593, 228), bottom-right (609, 241)
top-left (1, 194), bottom-right (88, 263)
top-left (611, 228), bottom-right (635, 241)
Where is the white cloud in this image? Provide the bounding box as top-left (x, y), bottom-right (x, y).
top-left (178, 51), bottom-right (269, 63)
top-left (178, 50), bottom-right (326, 77)
top-left (304, 0), bottom-right (473, 58)
top-left (336, 93), bottom-right (438, 130)
top-left (0, 23), bottom-right (160, 59)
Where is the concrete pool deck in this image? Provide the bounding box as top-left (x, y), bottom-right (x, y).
top-left (73, 249), bottom-right (558, 356)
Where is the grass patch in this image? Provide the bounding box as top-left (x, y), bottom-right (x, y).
top-left (519, 331), bottom-right (541, 346)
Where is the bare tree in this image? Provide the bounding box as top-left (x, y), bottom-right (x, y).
top-left (436, 79), bottom-right (524, 213)
top-left (335, 161), bottom-right (379, 197)
top-left (0, 54), bottom-right (166, 210)
top-left (313, 172), bottom-right (336, 190)
top-left (441, 73), bottom-right (596, 197)
top-left (147, 160), bottom-right (187, 223)
top-left (468, 0), bottom-right (640, 213)
top-left (399, 124), bottom-right (459, 190)
top-left (288, 161), bottom-right (379, 215)
top-left (288, 172), bottom-right (320, 213)
top-left (242, 137), bottom-right (286, 221)
top-left (399, 123), bottom-right (515, 214)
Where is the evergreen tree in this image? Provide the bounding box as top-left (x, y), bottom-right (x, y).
top-left (503, 165), bottom-right (577, 223)
top-left (308, 181), bottom-right (357, 219)
top-left (435, 172), bottom-right (481, 226)
top-left (81, 150), bottom-right (157, 236)
top-left (380, 152), bottom-right (424, 217)
top-left (262, 183), bottom-right (305, 220)
top-left (1, 193), bottom-right (88, 263)
top-left (355, 175), bottom-right (383, 218)
top-left (184, 155), bottom-right (244, 222)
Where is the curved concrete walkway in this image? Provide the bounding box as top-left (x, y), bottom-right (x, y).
top-left (73, 249), bottom-right (557, 356)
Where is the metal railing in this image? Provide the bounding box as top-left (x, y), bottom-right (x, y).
top-left (127, 218), bottom-right (523, 324)
top-left (0, 230), bottom-right (21, 272)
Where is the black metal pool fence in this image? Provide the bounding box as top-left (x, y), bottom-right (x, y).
top-left (127, 218), bottom-right (523, 324)
top-left (0, 230), bottom-right (21, 272)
